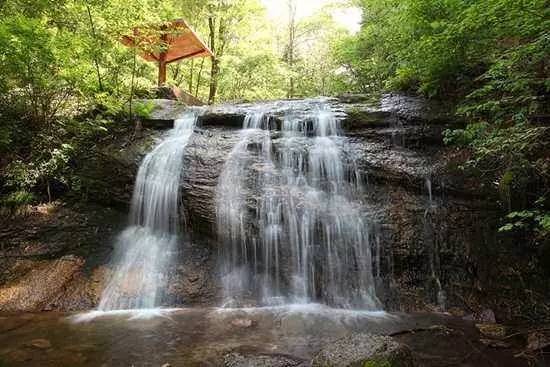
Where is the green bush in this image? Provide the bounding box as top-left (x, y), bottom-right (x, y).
top-left (443, 122), bottom-right (488, 147)
top-left (1, 190), bottom-right (36, 207)
top-left (133, 100), bottom-right (157, 119)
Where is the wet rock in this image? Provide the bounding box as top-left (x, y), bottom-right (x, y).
top-left (340, 93), bottom-right (455, 131)
top-left (199, 112), bottom-right (244, 128)
top-left (476, 323), bottom-right (507, 339)
top-left (311, 333), bottom-right (414, 367)
top-left (338, 93), bottom-right (378, 104)
top-left (164, 242), bottom-right (217, 306)
top-left (0, 95), bottom-right (530, 319)
top-left (137, 99), bottom-right (187, 128)
top-left (72, 126), bottom-right (158, 208)
top-left (224, 352), bottom-right (304, 367)
top-left (0, 202), bottom-right (126, 311)
top-left (26, 339), bottom-right (52, 349)
top-left (0, 256), bottom-right (84, 312)
top-left (480, 338), bottom-right (511, 349)
top-left (464, 309), bottom-right (496, 323)
top-left (0, 316), bottom-right (30, 333)
top-left (231, 318), bottom-right (254, 328)
top-left (182, 128), bottom-right (239, 234)
top-left (527, 331), bottom-right (550, 351)
top-left (48, 266), bottom-right (109, 310)
top-left (8, 349), bottom-right (32, 362)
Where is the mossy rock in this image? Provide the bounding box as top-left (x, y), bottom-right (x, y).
top-left (312, 333), bottom-right (414, 367)
top-left (363, 355), bottom-right (412, 367)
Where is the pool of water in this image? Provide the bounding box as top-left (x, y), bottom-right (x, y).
top-left (0, 306), bottom-right (530, 366)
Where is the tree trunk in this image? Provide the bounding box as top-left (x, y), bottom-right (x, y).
top-left (85, 2), bottom-right (103, 91)
top-left (195, 57), bottom-right (205, 98)
top-left (287, 0), bottom-right (296, 98)
top-left (158, 30), bottom-right (168, 86)
top-left (188, 58), bottom-right (195, 94)
top-left (158, 60), bottom-right (167, 86)
top-left (129, 47), bottom-right (137, 122)
top-left (208, 57), bottom-right (219, 105)
top-left (208, 17), bottom-right (217, 105)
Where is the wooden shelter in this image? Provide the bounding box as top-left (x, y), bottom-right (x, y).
top-left (121, 19), bottom-right (213, 87)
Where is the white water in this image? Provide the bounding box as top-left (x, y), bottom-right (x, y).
top-left (216, 101), bottom-right (380, 309)
top-left (98, 110), bottom-right (200, 311)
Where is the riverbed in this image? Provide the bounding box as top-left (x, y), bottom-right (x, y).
top-left (0, 306), bottom-right (530, 366)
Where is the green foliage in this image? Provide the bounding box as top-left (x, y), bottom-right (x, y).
top-left (459, 32), bottom-right (550, 124)
top-left (499, 195), bottom-right (550, 237)
top-left (0, 15), bottom-right (74, 125)
top-left (499, 210), bottom-right (550, 235)
top-left (344, 0), bottom-right (549, 99)
top-left (5, 143), bottom-right (75, 191)
top-left (459, 124), bottom-right (549, 210)
top-left (1, 190), bottom-right (36, 208)
top-left (443, 122), bottom-right (488, 147)
top-left (0, 0), bottom-right (355, 205)
top-left (363, 357), bottom-right (400, 367)
top-left (133, 100), bottom-right (157, 119)
top-left (343, 0), bottom-right (549, 241)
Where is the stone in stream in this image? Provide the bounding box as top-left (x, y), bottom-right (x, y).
top-left (479, 338), bottom-right (511, 349)
top-left (311, 333), bottom-right (414, 367)
top-left (26, 339), bottom-right (52, 349)
top-left (475, 323), bottom-right (507, 339)
top-left (527, 331), bottom-right (550, 351)
top-left (231, 318), bottom-right (254, 328)
top-left (224, 352), bottom-right (305, 367)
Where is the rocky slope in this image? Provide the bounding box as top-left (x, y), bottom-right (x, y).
top-left (0, 94), bottom-right (547, 323)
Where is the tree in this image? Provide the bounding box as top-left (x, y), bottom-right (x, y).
top-left (285, 0), bottom-right (297, 98)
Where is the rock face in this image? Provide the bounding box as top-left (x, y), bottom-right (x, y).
top-left (175, 95), bottom-right (505, 315)
top-left (311, 333), bottom-right (414, 367)
top-left (0, 202), bottom-right (124, 312)
top-left (0, 94), bottom-right (545, 318)
top-left (0, 202), bottom-right (219, 312)
top-left (136, 99), bottom-right (188, 128)
top-left (182, 127), bottom-right (239, 234)
top-left (0, 256), bottom-right (84, 312)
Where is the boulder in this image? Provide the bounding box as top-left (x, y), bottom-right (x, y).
top-left (224, 352), bottom-right (304, 367)
top-left (527, 331), bottom-right (550, 351)
top-left (136, 99), bottom-right (187, 128)
top-left (475, 323), bottom-right (507, 339)
top-left (26, 339), bottom-right (52, 349)
top-left (0, 256), bottom-right (84, 312)
top-left (311, 333), bottom-right (414, 367)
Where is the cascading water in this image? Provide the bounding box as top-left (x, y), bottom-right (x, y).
top-left (98, 109), bottom-right (200, 311)
top-left (216, 110), bottom-right (274, 304)
top-left (216, 100), bottom-right (380, 309)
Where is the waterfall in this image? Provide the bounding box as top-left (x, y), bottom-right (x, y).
top-left (216, 110), bottom-right (274, 304)
top-left (98, 109), bottom-right (200, 311)
top-left (216, 100), bottom-right (380, 309)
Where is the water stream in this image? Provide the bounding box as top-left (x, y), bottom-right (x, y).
top-left (98, 109), bottom-right (200, 311)
top-left (216, 100), bottom-right (380, 309)
top-left (98, 100), bottom-right (380, 311)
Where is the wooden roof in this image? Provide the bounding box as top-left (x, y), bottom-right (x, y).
top-left (121, 19), bottom-right (214, 64)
